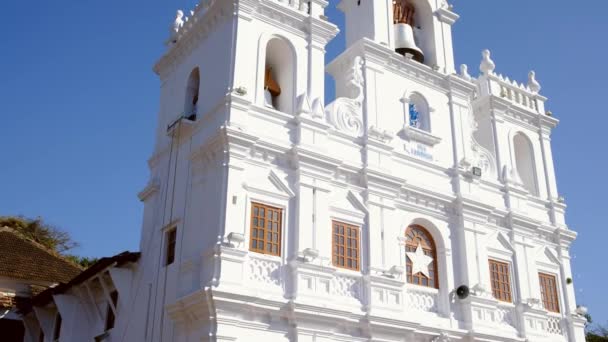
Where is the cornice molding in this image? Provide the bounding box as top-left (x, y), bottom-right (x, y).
top-left (435, 7), bottom-right (460, 26)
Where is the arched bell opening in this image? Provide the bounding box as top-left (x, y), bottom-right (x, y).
top-left (263, 38), bottom-right (296, 114)
top-left (184, 67), bottom-right (200, 120)
top-left (392, 0), bottom-right (436, 67)
top-left (513, 133), bottom-right (539, 196)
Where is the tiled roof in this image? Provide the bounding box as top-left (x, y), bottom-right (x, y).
top-left (0, 228), bottom-right (81, 284)
top-left (27, 251), bottom-right (140, 311)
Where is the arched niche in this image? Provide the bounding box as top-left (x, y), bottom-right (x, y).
top-left (513, 133), bottom-right (539, 196)
top-left (408, 92), bottom-right (431, 132)
top-left (261, 36), bottom-right (296, 114)
top-left (184, 67), bottom-right (200, 120)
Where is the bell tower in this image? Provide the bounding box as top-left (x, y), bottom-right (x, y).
top-left (338, 0), bottom-right (459, 73)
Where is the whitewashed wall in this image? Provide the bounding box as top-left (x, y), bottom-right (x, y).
top-left (23, 0), bottom-right (585, 341)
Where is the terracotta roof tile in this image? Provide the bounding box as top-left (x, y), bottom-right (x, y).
top-left (0, 228), bottom-right (81, 284)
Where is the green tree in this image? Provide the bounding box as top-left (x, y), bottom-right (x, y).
top-left (585, 312), bottom-right (608, 341)
top-left (65, 255), bottom-right (100, 269)
top-left (0, 216), bottom-right (100, 269)
top-left (0, 216), bottom-right (78, 253)
top-left (587, 329), bottom-right (608, 342)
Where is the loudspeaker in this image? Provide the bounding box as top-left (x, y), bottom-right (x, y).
top-left (456, 285), bottom-right (470, 300)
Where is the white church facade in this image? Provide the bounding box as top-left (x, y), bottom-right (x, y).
top-left (19, 0), bottom-right (588, 341)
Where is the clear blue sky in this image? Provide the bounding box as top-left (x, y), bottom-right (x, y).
top-left (1, 0), bottom-right (606, 326)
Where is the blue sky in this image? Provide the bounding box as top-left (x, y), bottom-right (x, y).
top-left (1, 0), bottom-right (607, 326)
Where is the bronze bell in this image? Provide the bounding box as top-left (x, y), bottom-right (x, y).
top-left (264, 67), bottom-right (281, 97)
top-left (393, 0), bottom-right (424, 63)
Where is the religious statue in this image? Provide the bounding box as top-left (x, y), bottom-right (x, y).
top-left (393, 0), bottom-right (415, 25)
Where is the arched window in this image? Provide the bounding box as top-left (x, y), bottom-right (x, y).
top-left (408, 93), bottom-right (430, 132)
top-left (184, 68), bottom-right (200, 120)
top-left (513, 133), bottom-right (538, 195)
top-left (263, 37), bottom-right (295, 113)
top-left (405, 225), bottom-right (438, 288)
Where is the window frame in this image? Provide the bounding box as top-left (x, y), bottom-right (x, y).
top-left (104, 290), bottom-right (119, 331)
top-left (165, 228), bottom-right (177, 266)
top-left (249, 202), bottom-right (283, 257)
top-left (488, 259), bottom-right (513, 303)
top-left (539, 272), bottom-right (560, 313)
top-left (405, 225), bottom-right (439, 289)
top-left (331, 220), bottom-right (361, 271)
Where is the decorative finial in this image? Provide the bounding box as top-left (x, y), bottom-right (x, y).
top-left (528, 71), bottom-right (541, 94)
top-left (460, 64), bottom-right (472, 81)
top-left (480, 49), bottom-right (496, 75)
top-left (169, 10), bottom-right (185, 43)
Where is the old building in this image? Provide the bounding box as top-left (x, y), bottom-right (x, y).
top-left (21, 0), bottom-right (587, 341)
top-left (18, 251), bottom-right (140, 342)
top-left (0, 227), bottom-right (80, 342)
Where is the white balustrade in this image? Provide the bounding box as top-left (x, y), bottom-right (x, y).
top-left (495, 305), bottom-right (516, 328)
top-left (247, 255), bottom-right (282, 288)
top-left (405, 287), bottom-right (438, 313)
top-left (490, 73), bottom-right (540, 112)
top-left (546, 315), bottom-right (564, 336)
top-left (331, 274), bottom-right (360, 299)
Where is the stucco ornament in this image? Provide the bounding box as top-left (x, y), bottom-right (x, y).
top-left (502, 165), bottom-right (523, 185)
top-left (528, 71), bottom-right (541, 94)
top-left (326, 56), bottom-right (365, 136)
top-left (525, 297), bottom-right (543, 310)
top-left (472, 283), bottom-right (493, 299)
top-left (406, 245), bottom-right (433, 278)
top-left (467, 108), bottom-right (497, 178)
top-left (480, 49), bottom-right (496, 75)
